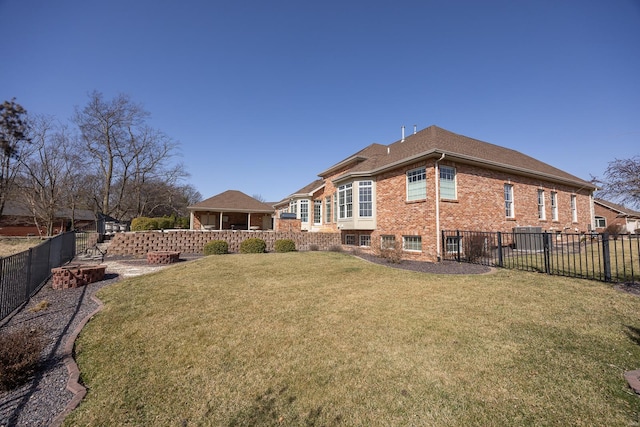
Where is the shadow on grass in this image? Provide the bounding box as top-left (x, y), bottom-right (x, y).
top-left (625, 326), bottom-right (640, 347)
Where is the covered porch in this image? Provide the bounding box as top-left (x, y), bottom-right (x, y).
top-left (187, 190), bottom-right (275, 231)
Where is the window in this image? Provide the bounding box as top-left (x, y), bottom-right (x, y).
top-left (403, 235), bottom-right (422, 252)
top-left (537, 189), bottom-right (545, 220)
top-left (381, 235), bottom-right (396, 250)
top-left (439, 166), bottom-right (456, 200)
top-left (359, 235), bottom-right (371, 247)
top-left (325, 196), bottom-right (332, 224)
top-left (446, 236), bottom-right (461, 253)
top-left (595, 216), bottom-right (606, 228)
top-left (551, 191), bottom-right (558, 221)
top-left (314, 200), bottom-right (322, 225)
top-left (338, 183), bottom-right (353, 219)
top-left (359, 181), bottom-right (372, 217)
top-left (504, 184), bottom-right (514, 218)
top-left (345, 234), bottom-right (356, 245)
top-left (290, 200), bottom-right (297, 216)
top-left (571, 194), bottom-right (577, 222)
top-left (333, 194), bottom-right (338, 223)
top-left (407, 167), bottom-right (427, 201)
top-left (300, 200), bottom-right (309, 223)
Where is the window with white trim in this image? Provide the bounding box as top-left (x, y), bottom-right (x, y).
top-left (551, 191), bottom-right (558, 221)
top-left (359, 181), bottom-right (372, 217)
top-left (300, 200), bottom-right (309, 223)
top-left (571, 194), bottom-right (577, 222)
top-left (439, 166), bottom-right (456, 200)
top-left (595, 216), bottom-right (606, 228)
top-left (338, 183), bottom-right (353, 219)
top-left (537, 189), bottom-right (545, 220)
top-left (403, 235), bottom-right (422, 252)
top-left (446, 236), bottom-right (461, 253)
top-left (290, 200), bottom-right (297, 216)
top-left (381, 235), bottom-right (396, 250)
top-left (345, 234), bottom-right (356, 245)
top-left (359, 235), bottom-right (371, 247)
top-left (504, 184), bottom-right (514, 218)
top-left (407, 167), bottom-right (427, 201)
top-left (333, 194), bottom-right (338, 223)
top-left (325, 196), bottom-right (332, 224)
top-left (314, 200), bottom-right (322, 225)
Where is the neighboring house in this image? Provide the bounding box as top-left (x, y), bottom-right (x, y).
top-left (188, 190), bottom-right (275, 231)
top-left (593, 198), bottom-right (640, 233)
top-left (276, 125), bottom-right (598, 262)
top-left (0, 201), bottom-right (97, 236)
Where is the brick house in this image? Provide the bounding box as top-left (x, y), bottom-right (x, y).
top-left (188, 190), bottom-right (275, 231)
top-left (0, 201), bottom-right (96, 236)
top-left (593, 198), bottom-right (640, 233)
top-left (276, 125), bottom-right (597, 262)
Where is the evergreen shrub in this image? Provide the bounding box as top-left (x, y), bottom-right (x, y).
top-left (240, 238), bottom-right (266, 254)
top-left (274, 239), bottom-right (296, 253)
top-left (204, 240), bottom-right (228, 255)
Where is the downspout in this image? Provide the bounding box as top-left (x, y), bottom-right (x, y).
top-left (435, 153), bottom-right (445, 261)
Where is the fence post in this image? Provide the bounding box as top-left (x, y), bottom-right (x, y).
top-left (497, 232), bottom-right (503, 268)
top-left (456, 230), bottom-right (461, 262)
top-left (602, 233), bottom-right (612, 282)
top-left (543, 232), bottom-right (551, 274)
top-left (25, 248), bottom-right (33, 300)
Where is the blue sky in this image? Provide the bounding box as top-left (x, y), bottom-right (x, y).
top-left (1, 0), bottom-right (638, 203)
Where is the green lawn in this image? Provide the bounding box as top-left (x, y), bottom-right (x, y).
top-left (67, 252), bottom-right (640, 426)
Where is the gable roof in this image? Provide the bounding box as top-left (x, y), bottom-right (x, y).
top-left (594, 198), bottom-right (640, 219)
top-left (320, 125), bottom-right (596, 190)
top-left (1, 200), bottom-right (96, 221)
top-left (274, 179), bottom-right (325, 208)
top-left (188, 190), bottom-right (274, 213)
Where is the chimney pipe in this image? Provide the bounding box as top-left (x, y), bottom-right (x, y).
top-left (413, 125), bottom-right (417, 134)
top-left (401, 126), bottom-right (405, 142)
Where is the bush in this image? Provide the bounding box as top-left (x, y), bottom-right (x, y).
top-left (240, 238), bottom-right (266, 254)
top-left (328, 245), bottom-right (343, 252)
top-left (274, 239), bottom-right (296, 253)
top-left (130, 216), bottom-right (190, 231)
top-left (204, 240), bottom-right (228, 255)
top-left (0, 327), bottom-right (45, 391)
top-left (130, 217), bottom-right (158, 231)
top-left (605, 223), bottom-right (625, 240)
top-left (157, 217), bottom-right (174, 230)
top-left (463, 234), bottom-right (487, 262)
top-left (373, 238), bottom-right (403, 264)
top-left (308, 244), bottom-right (319, 251)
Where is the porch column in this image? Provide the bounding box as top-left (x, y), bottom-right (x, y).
top-left (248, 213), bottom-right (251, 230)
top-left (189, 211), bottom-right (195, 230)
top-left (219, 212), bottom-right (224, 230)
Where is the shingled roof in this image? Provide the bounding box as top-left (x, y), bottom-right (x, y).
top-left (188, 190), bottom-right (274, 213)
top-left (595, 198), bottom-right (640, 218)
top-left (320, 125), bottom-right (596, 190)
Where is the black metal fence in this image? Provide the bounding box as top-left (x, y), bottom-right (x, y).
top-left (442, 230), bottom-right (640, 284)
top-left (0, 231), bottom-right (97, 323)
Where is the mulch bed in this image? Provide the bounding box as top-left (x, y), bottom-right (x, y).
top-left (355, 253), bottom-right (493, 275)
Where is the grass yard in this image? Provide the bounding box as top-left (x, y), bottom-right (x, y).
top-left (0, 237), bottom-right (42, 257)
top-left (67, 252), bottom-right (640, 426)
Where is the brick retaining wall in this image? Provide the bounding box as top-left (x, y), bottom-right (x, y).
top-left (108, 230), bottom-right (343, 257)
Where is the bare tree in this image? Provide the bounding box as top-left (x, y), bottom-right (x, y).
top-left (596, 156), bottom-right (640, 209)
top-left (0, 99), bottom-right (30, 216)
top-left (73, 91), bottom-right (186, 221)
top-left (17, 116), bottom-right (71, 236)
top-left (73, 91), bottom-right (147, 218)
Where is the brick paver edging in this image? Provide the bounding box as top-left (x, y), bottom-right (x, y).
top-left (49, 293), bottom-right (105, 427)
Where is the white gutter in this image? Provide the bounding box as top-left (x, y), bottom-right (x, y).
top-left (435, 153), bottom-right (445, 261)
